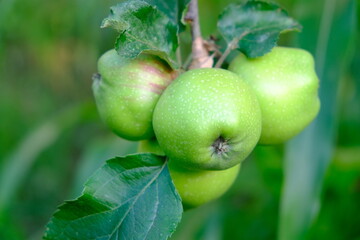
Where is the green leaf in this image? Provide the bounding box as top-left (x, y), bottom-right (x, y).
top-left (44, 153), bottom-right (183, 240)
top-left (101, 0), bottom-right (179, 68)
top-left (217, 0), bottom-right (302, 58)
top-left (279, 0), bottom-right (357, 239)
top-left (0, 103), bottom-right (96, 213)
top-left (143, 0), bottom-right (190, 31)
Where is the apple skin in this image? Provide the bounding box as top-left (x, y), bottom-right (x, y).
top-left (229, 47), bottom-right (320, 144)
top-left (138, 139), bottom-right (240, 208)
top-left (138, 138), bottom-right (165, 156)
top-left (153, 68), bottom-right (261, 170)
top-left (168, 161), bottom-right (240, 208)
top-left (92, 49), bottom-right (176, 140)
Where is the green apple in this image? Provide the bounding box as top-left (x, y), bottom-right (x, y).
top-left (137, 139), bottom-right (240, 208)
top-left (153, 68), bottom-right (261, 170)
top-left (169, 161), bottom-right (240, 208)
top-left (92, 49), bottom-right (177, 140)
top-left (229, 47), bottom-right (320, 144)
top-left (138, 138), bottom-right (165, 156)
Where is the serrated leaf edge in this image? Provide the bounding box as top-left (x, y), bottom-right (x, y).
top-left (217, 0), bottom-right (302, 58)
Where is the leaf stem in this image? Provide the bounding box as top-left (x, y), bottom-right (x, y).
top-left (185, 0), bottom-right (213, 69)
top-left (214, 33), bottom-right (247, 68)
top-left (183, 53), bottom-right (193, 70)
top-left (176, 43), bottom-right (182, 67)
top-left (214, 41), bottom-right (236, 68)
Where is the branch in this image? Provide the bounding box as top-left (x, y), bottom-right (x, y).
top-left (185, 0), bottom-right (213, 69)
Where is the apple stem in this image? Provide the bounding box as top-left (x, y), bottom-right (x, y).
top-left (185, 0), bottom-right (213, 69)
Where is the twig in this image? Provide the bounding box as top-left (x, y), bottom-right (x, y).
top-left (185, 0), bottom-right (213, 69)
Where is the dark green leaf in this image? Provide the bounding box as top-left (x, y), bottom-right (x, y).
top-left (217, 1), bottom-right (302, 58)
top-left (143, 0), bottom-right (190, 31)
top-left (44, 153), bottom-right (183, 240)
top-left (101, 0), bottom-right (179, 68)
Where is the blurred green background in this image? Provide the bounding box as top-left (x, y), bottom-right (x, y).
top-left (0, 0), bottom-right (359, 239)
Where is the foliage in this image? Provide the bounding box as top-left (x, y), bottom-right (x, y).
top-left (279, 0), bottom-right (357, 239)
top-left (44, 154), bottom-right (182, 240)
top-left (101, 0), bottom-right (180, 68)
top-left (218, 1), bottom-right (301, 58)
top-left (0, 0), bottom-right (359, 239)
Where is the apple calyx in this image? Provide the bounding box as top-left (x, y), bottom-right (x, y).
top-left (92, 73), bottom-right (102, 83)
top-left (212, 136), bottom-right (230, 156)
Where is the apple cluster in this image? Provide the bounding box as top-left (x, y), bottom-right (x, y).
top-left (92, 47), bottom-right (320, 208)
